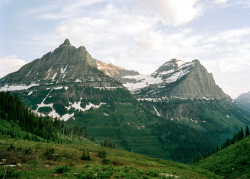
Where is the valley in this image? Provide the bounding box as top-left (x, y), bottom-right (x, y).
top-left (0, 39), bottom-right (250, 178)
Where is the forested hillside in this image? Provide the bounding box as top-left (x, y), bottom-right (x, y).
top-left (0, 91), bottom-right (94, 143)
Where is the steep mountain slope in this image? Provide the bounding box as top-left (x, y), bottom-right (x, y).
top-left (0, 39), bottom-right (126, 120)
top-left (96, 60), bottom-right (139, 84)
top-left (235, 91), bottom-right (250, 110)
top-left (99, 59), bottom-right (250, 143)
top-left (196, 136), bottom-right (250, 178)
top-left (123, 59), bottom-right (228, 99)
top-left (0, 39), bottom-right (216, 163)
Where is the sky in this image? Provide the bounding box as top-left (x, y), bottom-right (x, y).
top-left (1, 0), bottom-right (250, 99)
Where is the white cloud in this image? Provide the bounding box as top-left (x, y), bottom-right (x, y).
top-left (214, 0), bottom-right (228, 4)
top-left (0, 56), bottom-right (26, 78)
top-left (12, 0), bottom-right (250, 98)
top-left (139, 0), bottom-right (204, 26)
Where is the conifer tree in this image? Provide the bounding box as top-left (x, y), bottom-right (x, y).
top-left (246, 126), bottom-right (250, 137)
top-left (240, 128), bottom-right (244, 140)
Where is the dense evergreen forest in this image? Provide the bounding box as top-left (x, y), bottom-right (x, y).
top-left (196, 125), bottom-right (250, 163)
top-left (0, 91), bottom-right (94, 143)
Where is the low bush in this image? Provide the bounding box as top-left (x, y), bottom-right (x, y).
top-left (55, 165), bottom-right (71, 174)
top-left (102, 157), bottom-right (110, 165)
top-left (43, 148), bottom-right (55, 160)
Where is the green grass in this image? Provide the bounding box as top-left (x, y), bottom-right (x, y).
top-left (66, 103), bottom-right (216, 163)
top-left (0, 118), bottom-right (44, 141)
top-left (196, 136), bottom-right (250, 178)
top-left (0, 137), bottom-right (220, 178)
top-left (142, 99), bottom-right (250, 143)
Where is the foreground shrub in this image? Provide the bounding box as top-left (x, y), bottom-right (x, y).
top-left (43, 148), bottom-right (55, 160)
top-left (55, 165), bottom-right (71, 174)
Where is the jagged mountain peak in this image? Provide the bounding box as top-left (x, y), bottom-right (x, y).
top-left (0, 40), bottom-right (126, 121)
top-left (152, 59), bottom-right (194, 78)
top-left (0, 40), bottom-right (118, 88)
top-left (59, 38), bottom-right (71, 47)
top-left (121, 58), bottom-right (229, 100)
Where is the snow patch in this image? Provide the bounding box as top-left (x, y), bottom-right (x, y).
top-left (54, 86), bottom-right (63, 90)
top-left (25, 66), bottom-right (35, 77)
top-left (60, 65), bottom-right (68, 74)
top-left (71, 98), bottom-right (106, 112)
top-left (51, 73), bottom-right (57, 81)
top-left (153, 106), bottom-right (160, 117)
top-left (158, 69), bottom-right (175, 76)
top-left (123, 74), bottom-right (163, 91)
top-left (75, 79), bottom-right (82, 83)
top-left (94, 87), bottom-right (121, 90)
top-left (48, 109), bottom-right (61, 119)
top-left (61, 113), bottom-right (74, 121)
top-left (0, 83), bottom-right (39, 91)
top-left (103, 112), bottom-right (109, 116)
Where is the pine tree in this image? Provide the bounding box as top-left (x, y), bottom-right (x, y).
top-left (86, 149), bottom-right (90, 161)
top-left (240, 128), bottom-right (244, 140)
top-left (246, 126), bottom-right (249, 137)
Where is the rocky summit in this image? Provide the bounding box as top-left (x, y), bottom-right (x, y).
top-left (120, 59), bottom-right (229, 100)
top-left (0, 39), bottom-right (126, 120)
top-left (99, 59), bottom-right (250, 143)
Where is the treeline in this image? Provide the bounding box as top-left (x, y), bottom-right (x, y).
top-left (196, 126), bottom-right (250, 163)
top-left (101, 139), bottom-right (116, 149)
top-left (0, 91), bottom-right (94, 143)
top-left (217, 126), bottom-right (249, 151)
top-left (151, 120), bottom-right (216, 163)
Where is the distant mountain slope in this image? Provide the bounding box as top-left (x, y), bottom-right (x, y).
top-left (196, 136), bottom-right (250, 178)
top-left (0, 39), bottom-right (126, 121)
top-left (123, 59), bottom-right (229, 99)
top-left (235, 91), bottom-right (250, 110)
top-left (96, 60), bottom-right (139, 84)
top-left (99, 59), bottom-right (250, 143)
top-left (0, 39), bottom-right (217, 163)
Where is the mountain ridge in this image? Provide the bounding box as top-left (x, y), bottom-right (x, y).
top-left (97, 57), bottom-right (250, 143)
top-left (0, 39), bottom-right (219, 163)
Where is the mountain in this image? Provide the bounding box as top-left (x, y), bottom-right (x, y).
top-left (96, 60), bottom-right (139, 84)
top-left (123, 59), bottom-right (228, 99)
top-left (0, 39), bottom-right (128, 120)
top-left (99, 59), bottom-right (250, 143)
top-left (0, 39), bottom-right (217, 163)
top-left (196, 135), bottom-right (250, 178)
top-left (235, 91), bottom-right (250, 110)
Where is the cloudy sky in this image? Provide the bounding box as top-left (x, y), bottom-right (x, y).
top-left (1, 0), bottom-right (250, 98)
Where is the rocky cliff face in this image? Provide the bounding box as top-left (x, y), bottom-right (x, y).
top-left (96, 60), bottom-right (139, 84)
top-left (103, 58), bottom-right (249, 143)
top-left (0, 39), bottom-right (128, 121)
top-left (0, 39), bottom-right (118, 87)
top-left (122, 59), bottom-right (229, 100)
top-left (235, 91), bottom-right (250, 110)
